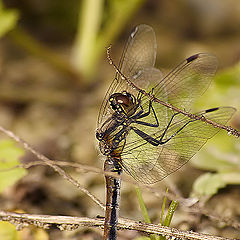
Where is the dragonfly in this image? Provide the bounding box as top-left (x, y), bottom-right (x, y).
top-left (96, 24), bottom-right (238, 240)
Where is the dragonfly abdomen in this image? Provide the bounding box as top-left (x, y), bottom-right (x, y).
top-left (104, 158), bottom-right (122, 240)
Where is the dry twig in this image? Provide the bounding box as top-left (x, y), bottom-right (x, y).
top-left (0, 210), bottom-right (233, 240)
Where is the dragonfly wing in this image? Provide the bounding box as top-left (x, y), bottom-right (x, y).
top-left (97, 24), bottom-right (158, 127)
top-left (152, 53), bottom-right (218, 111)
top-left (122, 107), bottom-right (236, 184)
top-left (119, 24), bottom-right (157, 82)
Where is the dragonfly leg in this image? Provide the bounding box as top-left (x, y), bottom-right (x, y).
top-left (131, 88), bottom-right (154, 119)
top-left (131, 126), bottom-right (160, 146)
top-left (134, 87), bottom-right (154, 119)
top-left (158, 108), bottom-right (220, 144)
top-left (159, 118), bottom-right (196, 144)
top-left (131, 112), bottom-right (196, 146)
top-left (158, 112), bottom-right (181, 143)
top-left (133, 101), bottom-right (159, 127)
top-left (129, 112), bottom-right (178, 146)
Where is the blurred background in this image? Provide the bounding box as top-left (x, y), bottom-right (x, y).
top-left (0, 0), bottom-right (240, 239)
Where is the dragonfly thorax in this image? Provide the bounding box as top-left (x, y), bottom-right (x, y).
top-left (109, 91), bottom-right (137, 116)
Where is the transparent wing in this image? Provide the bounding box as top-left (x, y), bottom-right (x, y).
top-left (121, 107), bottom-right (236, 184)
top-left (134, 54), bottom-right (219, 137)
top-left (97, 24), bottom-right (159, 128)
top-left (119, 24), bottom-right (157, 81)
top-left (152, 53), bottom-right (218, 111)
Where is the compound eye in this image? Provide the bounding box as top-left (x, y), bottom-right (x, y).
top-left (115, 95), bottom-right (130, 106)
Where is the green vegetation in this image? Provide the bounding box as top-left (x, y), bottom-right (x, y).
top-left (0, 139), bottom-right (26, 193)
top-left (0, 0), bottom-right (19, 38)
top-left (135, 187), bottom-right (178, 240)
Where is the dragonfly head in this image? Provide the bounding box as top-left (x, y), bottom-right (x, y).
top-left (109, 91), bottom-right (136, 116)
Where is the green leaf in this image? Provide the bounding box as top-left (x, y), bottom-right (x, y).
top-left (135, 187), bottom-right (151, 223)
top-left (192, 131), bottom-right (240, 173)
top-left (135, 187), bottom-right (157, 240)
top-left (163, 200), bottom-right (178, 227)
top-left (0, 1), bottom-right (19, 38)
top-left (0, 221), bottom-right (20, 240)
top-left (159, 196), bottom-right (178, 240)
top-left (160, 189), bottom-right (168, 225)
top-left (192, 173), bottom-right (226, 198)
top-left (0, 139), bottom-right (26, 193)
top-left (192, 149), bottom-right (238, 173)
top-left (135, 188), bottom-right (178, 240)
top-left (215, 62), bottom-right (240, 87)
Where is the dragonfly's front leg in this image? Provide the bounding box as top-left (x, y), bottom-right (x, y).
top-left (132, 100), bottom-right (159, 127)
top-left (133, 88), bottom-right (155, 119)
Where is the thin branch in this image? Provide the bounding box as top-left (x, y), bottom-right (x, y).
top-left (0, 125), bottom-right (105, 210)
top-left (0, 210), bottom-right (232, 240)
